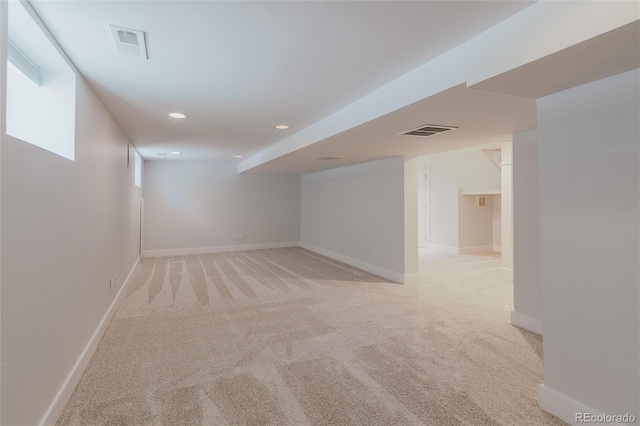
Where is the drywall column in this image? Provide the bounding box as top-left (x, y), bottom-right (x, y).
top-left (511, 129), bottom-right (542, 334)
top-left (500, 141), bottom-right (514, 278)
top-left (492, 195), bottom-right (501, 252)
top-left (537, 69), bottom-right (639, 423)
top-left (404, 158), bottom-right (419, 284)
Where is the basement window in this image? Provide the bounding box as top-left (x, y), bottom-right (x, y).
top-left (134, 150), bottom-right (142, 187)
top-left (6, 0), bottom-right (76, 161)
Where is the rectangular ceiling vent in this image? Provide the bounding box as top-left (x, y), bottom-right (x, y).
top-left (109, 25), bottom-right (148, 59)
top-left (400, 124), bottom-right (458, 138)
top-left (314, 155), bottom-right (342, 161)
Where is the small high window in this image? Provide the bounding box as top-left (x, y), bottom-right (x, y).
top-left (6, 1), bottom-right (76, 160)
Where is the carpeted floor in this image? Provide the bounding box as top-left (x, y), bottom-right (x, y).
top-left (57, 247), bottom-right (564, 425)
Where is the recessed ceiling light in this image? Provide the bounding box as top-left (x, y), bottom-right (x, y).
top-left (274, 124), bottom-right (289, 130)
top-left (168, 112), bottom-right (187, 119)
top-left (170, 151), bottom-right (181, 155)
top-left (234, 155), bottom-right (243, 158)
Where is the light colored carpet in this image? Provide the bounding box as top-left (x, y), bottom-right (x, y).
top-left (57, 247), bottom-right (564, 425)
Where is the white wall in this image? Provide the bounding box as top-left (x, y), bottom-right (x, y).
top-left (427, 164), bottom-right (460, 253)
top-left (1, 72), bottom-right (142, 425)
top-left (538, 69), bottom-right (639, 422)
top-left (142, 161), bottom-right (301, 256)
top-left (492, 194), bottom-right (501, 252)
top-left (511, 129), bottom-right (541, 333)
top-left (427, 147), bottom-right (501, 195)
top-left (458, 194), bottom-right (493, 253)
top-left (300, 157), bottom-right (405, 282)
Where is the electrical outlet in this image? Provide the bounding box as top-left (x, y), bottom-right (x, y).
top-left (239, 234), bottom-right (244, 241)
top-left (233, 234), bottom-right (239, 240)
top-left (109, 275), bottom-right (118, 292)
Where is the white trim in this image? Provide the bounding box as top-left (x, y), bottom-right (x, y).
top-left (493, 244), bottom-right (502, 253)
top-left (403, 273), bottom-right (421, 285)
top-left (510, 310), bottom-right (543, 335)
top-left (426, 243), bottom-right (459, 255)
top-left (40, 257), bottom-right (141, 426)
top-left (539, 384), bottom-right (613, 426)
top-left (459, 245), bottom-right (494, 254)
top-left (300, 242), bottom-right (404, 284)
top-left (7, 39), bottom-right (41, 85)
top-left (17, 0), bottom-right (79, 75)
top-left (143, 241), bottom-right (300, 258)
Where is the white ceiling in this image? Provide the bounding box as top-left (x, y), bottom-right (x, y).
top-left (247, 84), bottom-right (536, 175)
top-left (30, 0), bottom-right (534, 163)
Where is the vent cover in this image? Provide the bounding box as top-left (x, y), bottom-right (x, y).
top-left (400, 124), bottom-right (458, 138)
top-left (314, 155), bottom-right (342, 161)
top-left (109, 25), bottom-right (148, 59)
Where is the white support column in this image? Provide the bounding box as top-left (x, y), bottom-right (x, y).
top-left (500, 141), bottom-right (514, 279)
top-left (511, 130), bottom-right (542, 335)
top-left (404, 158), bottom-right (420, 284)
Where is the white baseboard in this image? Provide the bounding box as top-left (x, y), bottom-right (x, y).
top-left (299, 242), bottom-right (404, 284)
top-left (510, 310), bottom-right (543, 335)
top-left (143, 241), bottom-right (300, 258)
top-left (403, 273), bottom-right (421, 285)
top-left (459, 245), bottom-right (494, 254)
top-left (539, 384), bottom-right (611, 426)
top-left (500, 267), bottom-right (514, 282)
top-left (426, 243), bottom-right (459, 255)
top-left (493, 245), bottom-right (502, 253)
top-left (40, 257), bottom-right (140, 426)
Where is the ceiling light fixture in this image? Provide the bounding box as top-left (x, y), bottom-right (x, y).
top-left (234, 155), bottom-right (243, 158)
top-left (170, 151), bottom-right (181, 155)
top-left (168, 112), bottom-right (187, 119)
top-left (274, 124), bottom-right (289, 130)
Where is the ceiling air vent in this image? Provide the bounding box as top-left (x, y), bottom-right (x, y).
top-left (400, 124), bottom-right (458, 138)
top-left (314, 155), bottom-right (342, 161)
top-left (109, 25), bottom-right (148, 59)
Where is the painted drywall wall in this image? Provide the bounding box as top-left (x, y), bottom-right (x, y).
top-left (500, 141), bottom-right (513, 273)
top-left (418, 166), bottom-right (429, 248)
top-left (458, 194), bottom-right (493, 253)
top-left (300, 157), bottom-right (405, 282)
top-left (1, 70), bottom-right (142, 425)
top-left (142, 161), bottom-right (301, 256)
top-left (538, 69), bottom-right (639, 421)
top-left (492, 195), bottom-right (501, 252)
top-left (404, 158), bottom-right (419, 282)
top-left (512, 129), bottom-right (541, 332)
top-left (427, 164), bottom-right (460, 252)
